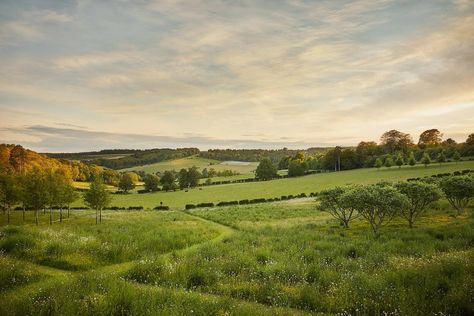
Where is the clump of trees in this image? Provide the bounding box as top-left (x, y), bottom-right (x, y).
top-left (317, 175), bottom-right (474, 234)
top-left (255, 158), bottom-right (278, 180)
top-left (178, 167), bottom-right (201, 189)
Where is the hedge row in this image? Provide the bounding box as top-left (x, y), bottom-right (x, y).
top-left (407, 169), bottom-right (473, 182)
top-left (185, 192), bottom-right (318, 210)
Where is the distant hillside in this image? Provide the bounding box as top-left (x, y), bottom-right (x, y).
top-left (200, 148), bottom-right (332, 163)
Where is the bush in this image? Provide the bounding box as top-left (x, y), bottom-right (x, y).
top-left (239, 199), bottom-right (249, 205)
top-left (196, 203), bottom-right (214, 208)
top-left (217, 201), bottom-right (238, 206)
top-left (127, 206), bottom-right (144, 211)
top-left (185, 204), bottom-right (196, 210)
top-left (249, 198), bottom-right (266, 204)
top-left (153, 206), bottom-right (170, 211)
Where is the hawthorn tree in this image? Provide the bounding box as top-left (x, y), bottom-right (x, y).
top-left (84, 178), bottom-right (111, 224)
top-left (437, 150), bottom-right (446, 164)
top-left (421, 153), bottom-right (431, 167)
top-left (341, 184), bottom-right (409, 235)
top-left (395, 181), bottom-right (441, 228)
top-left (318, 187), bottom-right (358, 228)
top-left (408, 152), bottom-right (416, 166)
top-left (395, 153), bottom-right (404, 168)
top-left (118, 173), bottom-right (135, 193)
top-left (439, 176), bottom-right (474, 216)
top-left (255, 158), bottom-right (278, 180)
top-left (144, 174), bottom-right (160, 192)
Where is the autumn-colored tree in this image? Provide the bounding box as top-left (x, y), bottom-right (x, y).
top-left (380, 130), bottom-right (414, 153)
top-left (418, 129), bottom-right (443, 147)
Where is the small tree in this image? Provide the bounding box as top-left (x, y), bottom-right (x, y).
top-left (439, 176), bottom-right (474, 216)
top-left (436, 150), bottom-right (446, 164)
top-left (23, 170), bottom-right (49, 225)
top-left (160, 171), bottom-right (176, 191)
top-left (84, 178), bottom-right (111, 224)
top-left (395, 181), bottom-right (441, 228)
top-left (318, 187), bottom-right (358, 228)
top-left (118, 173), bottom-right (135, 193)
top-left (255, 158), bottom-right (278, 180)
top-left (374, 158), bottom-right (383, 169)
top-left (421, 152), bottom-right (431, 167)
top-left (144, 174), bottom-right (160, 192)
top-left (341, 184), bottom-right (409, 235)
top-left (61, 184), bottom-right (79, 219)
top-left (178, 168), bottom-right (189, 189)
top-left (395, 153), bottom-right (404, 169)
top-left (453, 150), bottom-right (461, 163)
top-left (0, 174), bottom-right (20, 224)
top-left (187, 166), bottom-right (201, 188)
top-left (384, 157), bottom-right (393, 168)
top-left (288, 160), bottom-right (306, 177)
top-left (408, 151), bottom-right (416, 166)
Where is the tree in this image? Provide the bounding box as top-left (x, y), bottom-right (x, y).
top-left (255, 158), bottom-right (278, 180)
top-left (84, 178), bottom-right (111, 224)
top-left (418, 129), bottom-right (443, 147)
top-left (374, 158), bottom-right (383, 169)
top-left (187, 166), bottom-right (201, 188)
top-left (23, 169), bottom-right (49, 225)
top-left (380, 130), bottom-right (414, 153)
top-left (439, 176), bottom-right (474, 216)
top-left (144, 174), bottom-right (160, 192)
top-left (465, 133), bottom-right (474, 146)
top-left (288, 159), bottom-right (306, 177)
top-left (421, 152), bottom-right (431, 167)
top-left (453, 150), bottom-right (461, 163)
top-left (9, 145), bottom-right (27, 173)
top-left (318, 187), bottom-right (358, 228)
top-left (408, 152), bottom-right (416, 166)
top-left (384, 157), bottom-right (393, 168)
top-left (201, 168), bottom-right (209, 178)
top-left (160, 171), bottom-right (176, 191)
top-left (178, 168), bottom-right (189, 189)
top-left (395, 181), bottom-right (441, 228)
top-left (436, 150), bottom-right (446, 164)
top-left (60, 184), bottom-right (79, 219)
top-left (0, 174), bottom-right (20, 224)
top-left (395, 153), bottom-right (404, 169)
top-left (118, 173), bottom-right (135, 193)
top-left (341, 185), bottom-right (409, 235)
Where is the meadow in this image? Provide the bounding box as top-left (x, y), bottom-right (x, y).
top-left (77, 161), bottom-right (474, 210)
top-left (119, 155), bottom-right (259, 176)
top-left (1, 197), bottom-right (472, 315)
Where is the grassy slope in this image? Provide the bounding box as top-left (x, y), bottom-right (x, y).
top-left (120, 155), bottom-right (258, 175)
top-left (100, 161), bottom-right (474, 209)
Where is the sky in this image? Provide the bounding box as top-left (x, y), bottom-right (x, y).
top-left (0, 0), bottom-right (473, 152)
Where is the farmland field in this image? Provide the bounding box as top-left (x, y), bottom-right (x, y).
top-left (76, 161), bottom-right (474, 210)
top-left (1, 197), bottom-right (473, 315)
top-left (120, 156), bottom-right (258, 176)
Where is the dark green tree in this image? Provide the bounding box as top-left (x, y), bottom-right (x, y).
top-left (439, 176), bottom-right (474, 216)
top-left (118, 173), bottom-right (135, 193)
top-left (408, 151), bottom-right (416, 166)
top-left (160, 171), bottom-right (176, 191)
top-left (395, 153), bottom-right (404, 169)
top-left (144, 174), bottom-right (160, 192)
top-left (255, 158), bottom-right (278, 180)
top-left (84, 178), bottom-right (111, 224)
top-left (374, 158), bottom-right (383, 169)
top-left (421, 152), bottom-right (431, 167)
top-left (395, 181), bottom-right (441, 228)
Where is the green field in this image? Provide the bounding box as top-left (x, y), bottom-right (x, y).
top-left (1, 196), bottom-right (473, 315)
top-left (120, 156), bottom-right (258, 176)
top-left (87, 161), bottom-right (474, 210)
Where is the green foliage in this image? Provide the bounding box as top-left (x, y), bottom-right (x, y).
top-left (395, 153), bottom-right (404, 168)
top-left (118, 173), bottom-right (135, 193)
top-left (453, 150), bottom-right (461, 163)
top-left (421, 152), bottom-right (431, 167)
top-left (374, 157), bottom-right (383, 169)
top-left (408, 151), bottom-right (416, 166)
top-left (318, 187), bottom-right (358, 227)
top-left (395, 181), bottom-right (441, 227)
top-left (439, 176), bottom-right (474, 216)
top-left (384, 157), bottom-right (393, 168)
top-left (160, 171), bottom-right (177, 191)
top-left (84, 178), bottom-right (111, 223)
top-left (255, 158), bottom-right (278, 180)
top-left (143, 174), bottom-right (160, 192)
top-left (437, 150), bottom-right (446, 163)
top-left (341, 184), bottom-right (409, 234)
top-left (288, 159), bottom-right (307, 177)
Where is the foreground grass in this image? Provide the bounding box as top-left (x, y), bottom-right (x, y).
top-left (1, 197), bottom-right (473, 315)
top-left (84, 161), bottom-right (474, 209)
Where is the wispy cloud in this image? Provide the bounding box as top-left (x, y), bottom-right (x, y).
top-left (0, 0), bottom-right (473, 151)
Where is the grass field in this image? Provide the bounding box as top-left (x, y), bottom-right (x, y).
top-left (1, 197), bottom-right (472, 315)
top-left (120, 155), bottom-right (258, 176)
top-left (81, 161), bottom-right (474, 210)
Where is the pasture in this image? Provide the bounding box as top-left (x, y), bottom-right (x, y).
top-left (83, 161), bottom-right (474, 210)
top-left (1, 197), bottom-right (472, 315)
top-left (119, 155), bottom-right (258, 177)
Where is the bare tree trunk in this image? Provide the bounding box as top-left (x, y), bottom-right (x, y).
top-left (99, 208), bottom-right (102, 223)
top-left (49, 207), bottom-right (52, 225)
top-left (35, 210), bottom-right (38, 225)
top-left (67, 205), bottom-right (70, 218)
top-left (7, 207), bottom-right (10, 224)
top-left (22, 206), bottom-right (25, 221)
top-left (60, 208), bottom-right (63, 223)
top-left (96, 209), bottom-right (98, 224)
